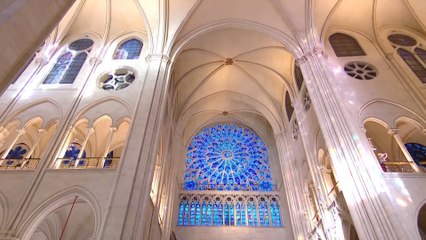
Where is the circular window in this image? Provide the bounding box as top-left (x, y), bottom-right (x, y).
top-left (99, 68), bottom-right (135, 91)
top-left (344, 62), bottom-right (377, 80)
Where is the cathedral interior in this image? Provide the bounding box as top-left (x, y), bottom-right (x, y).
top-left (0, 0), bottom-right (426, 239)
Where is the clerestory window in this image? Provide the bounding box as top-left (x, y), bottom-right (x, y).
top-left (113, 38), bottom-right (143, 60)
top-left (43, 39), bottom-right (94, 84)
top-left (388, 34), bottom-right (426, 83)
top-left (329, 33), bottom-right (365, 57)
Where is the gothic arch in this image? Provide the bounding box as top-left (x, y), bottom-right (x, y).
top-left (18, 186), bottom-right (101, 240)
top-left (169, 19), bottom-right (302, 60)
top-left (359, 99), bottom-right (426, 129)
top-left (72, 97), bottom-right (132, 127)
top-left (3, 99), bottom-right (62, 129)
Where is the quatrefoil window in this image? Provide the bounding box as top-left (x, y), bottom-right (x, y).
top-left (100, 68), bottom-right (135, 91)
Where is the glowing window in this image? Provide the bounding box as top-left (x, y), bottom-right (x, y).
top-left (270, 198), bottom-right (282, 227)
top-left (202, 201), bottom-right (212, 226)
top-left (405, 143), bottom-right (426, 167)
top-left (329, 33), bottom-right (365, 57)
top-left (177, 199), bottom-right (189, 226)
top-left (236, 200), bottom-right (246, 226)
top-left (213, 200), bottom-right (223, 226)
top-left (259, 198), bottom-right (269, 227)
top-left (113, 39), bottom-right (143, 60)
top-left (43, 39), bottom-right (93, 84)
top-left (184, 123), bottom-right (274, 191)
top-left (388, 34), bottom-right (426, 83)
top-left (247, 199), bottom-right (258, 226)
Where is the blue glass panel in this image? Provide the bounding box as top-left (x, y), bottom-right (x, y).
top-left (69, 39), bottom-right (94, 51)
top-left (270, 201), bottom-right (282, 227)
top-left (229, 204), bottom-right (235, 226)
top-left (184, 123), bottom-right (274, 191)
top-left (6, 143), bottom-right (29, 159)
top-left (224, 203), bottom-right (230, 225)
top-left (259, 201), bottom-right (269, 227)
top-left (247, 202), bottom-right (257, 226)
top-left (405, 143), bottom-right (426, 167)
top-left (183, 203), bottom-right (189, 226)
top-left (43, 52), bottom-right (73, 84)
top-left (190, 201), bottom-right (196, 226)
top-left (213, 202), bottom-right (223, 226)
top-left (114, 39), bottom-right (143, 59)
top-left (202, 203), bottom-right (212, 226)
top-left (61, 52), bottom-right (87, 84)
top-left (44, 39), bottom-right (92, 84)
top-left (177, 202), bottom-right (185, 226)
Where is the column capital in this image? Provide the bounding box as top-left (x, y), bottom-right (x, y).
top-left (89, 57), bottom-right (102, 66)
top-left (86, 127), bottom-right (95, 134)
top-left (145, 54), bottom-right (170, 63)
top-left (385, 52), bottom-right (394, 60)
top-left (296, 47), bottom-right (327, 65)
top-left (16, 128), bottom-right (26, 135)
top-left (387, 128), bottom-right (399, 136)
top-left (34, 56), bottom-right (49, 66)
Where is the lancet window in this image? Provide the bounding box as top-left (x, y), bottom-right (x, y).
top-left (113, 39), bottom-right (143, 60)
top-left (329, 33), bottom-right (365, 57)
top-left (388, 34), bottom-right (426, 83)
top-left (43, 39), bottom-right (94, 84)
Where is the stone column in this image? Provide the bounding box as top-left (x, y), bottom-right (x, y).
top-left (100, 54), bottom-right (171, 240)
top-left (74, 127), bottom-right (94, 168)
top-left (21, 129), bottom-right (45, 168)
top-left (388, 128), bottom-right (420, 172)
top-left (98, 127), bottom-right (118, 168)
top-left (298, 48), bottom-right (406, 239)
top-left (0, 128), bottom-right (26, 165)
top-left (290, 80), bottom-right (336, 239)
top-left (274, 132), bottom-right (307, 239)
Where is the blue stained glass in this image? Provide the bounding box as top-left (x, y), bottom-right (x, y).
top-left (183, 203), bottom-right (189, 226)
top-left (202, 203), bottom-right (212, 226)
top-left (114, 39), bottom-right (143, 60)
top-left (405, 143), bottom-right (426, 167)
top-left (104, 151), bottom-right (114, 168)
top-left (44, 39), bottom-right (93, 84)
top-left (229, 204), bottom-right (235, 226)
top-left (270, 200), bottom-right (282, 227)
top-left (224, 203), bottom-right (230, 225)
top-left (64, 143), bottom-right (86, 160)
top-left (259, 200), bottom-right (269, 227)
top-left (184, 123), bottom-right (274, 191)
top-left (247, 202), bottom-right (257, 226)
top-left (6, 143), bottom-right (29, 159)
top-left (178, 201), bottom-right (186, 226)
top-left (213, 202), bottom-right (223, 226)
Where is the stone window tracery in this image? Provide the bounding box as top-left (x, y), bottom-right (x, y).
top-left (178, 123), bottom-right (282, 228)
top-left (184, 123), bottom-right (274, 191)
top-left (113, 39), bottom-right (143, 60)
top-left (388, 34), bottom-right (426, 83)
top-left (43, 39), bottom-right (93, 84)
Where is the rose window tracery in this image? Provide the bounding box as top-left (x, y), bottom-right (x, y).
top-left (184, 123), bottom-right (274, 191)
